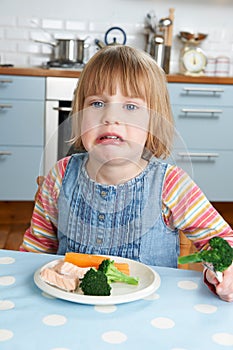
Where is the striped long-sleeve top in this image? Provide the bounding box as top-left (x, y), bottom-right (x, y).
top-left (20, 156), bottom-right (233, 253)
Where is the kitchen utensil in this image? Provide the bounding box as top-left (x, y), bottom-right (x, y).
top-left (150, 35), bottom-right (165, 69)
top-left (146, 12), bottom-right (157, 33)
top-left (203, 262), bottom-right (223, 283)
top-left (158, 16), bottom-right (172, 53)
top-left (35, 38), bottom-right (88, 63)
top-left (159, 17), bottom-right (172, 30)
top-left (54, 39), bottom-right (85, 63)
top-left (162, 8), bottom-right (175, 74)
top-left (104, 26), bottom-right (127, 45)
top-left (178, 31), bottom-right (208, 43)
top-left (178, 31), bottom-right (208, 76)
top-left (94, 39), bottom-right (105, 49)
top-left (167, 8), bottom-right (175, 47)
top-left (95, 27), bottom-right (127, 49)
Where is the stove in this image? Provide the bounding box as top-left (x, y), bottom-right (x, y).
top-left (42, 60), bottom-right (85, 70)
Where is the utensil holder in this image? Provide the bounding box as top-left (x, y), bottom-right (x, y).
top-left (163, 46), bottom-right (171, 74)
top-left (150, 38), bottom-right (170, 74)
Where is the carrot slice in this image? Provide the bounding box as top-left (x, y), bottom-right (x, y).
top-left (64, 252), bottom-right (129, 275)
top-left (113, 263), bottom-right (129, 275)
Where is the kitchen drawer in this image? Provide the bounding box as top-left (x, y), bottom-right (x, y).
top-left (172, 105), bottom-right (233, 150)
top-left (0, 100), bottom-right (44, 146)
top-left (169, 149), bottom-right (233, 201)
top-left (0, 146), bottom-right (43, 200)
top-left (0, 75), bottom-right (45, 100)
top-left (168, 83), bottom-right (233, 106)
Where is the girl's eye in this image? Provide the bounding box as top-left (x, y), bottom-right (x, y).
top-left (123, 103), bottom-right (138, 111)
top-left (91, 101), bottom-right (105, 108)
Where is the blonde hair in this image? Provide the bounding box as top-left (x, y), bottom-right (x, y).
top-left (71, 45), bottom-right (174, 159)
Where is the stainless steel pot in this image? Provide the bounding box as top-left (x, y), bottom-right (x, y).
top-left (35, 38), bottom-right (87, 63)
top-left (54, 39), bottom-right (85, 63)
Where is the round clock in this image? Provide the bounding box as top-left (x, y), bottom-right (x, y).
top-left (180, 46), bottom-right (207, 76)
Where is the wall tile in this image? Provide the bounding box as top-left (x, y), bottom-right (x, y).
top-left (0, 16), bottom-right (17, 27)
top-left (4, 53), bottom-right (28, 66)
top-left (65, 20), bottom-right (88, 31)
top-left (0, 13), bottom-right (232, 75)
top-left (42, 19), bottom-right (64, 30)
top-left (0, 28), bottom-right (4, 39)
top-left (17, 17), bottom-right (40, 28)
top-left (0, 40), bottom-right (17, 52)
top-left (17, 42), bottom-right (41, 54)
top-left (89, 22), bottom-right (112, 32)
top-left (5, 28), bottom-right (29, 40)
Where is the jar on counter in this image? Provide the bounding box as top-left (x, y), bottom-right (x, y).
top-left (204, 57), bottom-right (216, 76)
top-left (215, 56), bottom-right (230, 76)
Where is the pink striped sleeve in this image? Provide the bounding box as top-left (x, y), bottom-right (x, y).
top-left (162, 164), bottom-right (233, 250)
top-left (20, 157), bottom-right (71, 253)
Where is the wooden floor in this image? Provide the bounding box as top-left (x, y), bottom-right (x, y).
top-left (0, 201), bottom-right (232, 270)
top-left (0, 201), bottom-right (34, 251)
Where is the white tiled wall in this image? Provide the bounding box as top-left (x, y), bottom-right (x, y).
top-left (0, 3), bottom-right (233, 75)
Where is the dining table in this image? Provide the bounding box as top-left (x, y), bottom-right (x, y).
top-left (1, 249), bottom-right (233, 350)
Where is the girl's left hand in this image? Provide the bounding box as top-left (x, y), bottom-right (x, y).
top-left (205, 263), bottom-right (233, 302)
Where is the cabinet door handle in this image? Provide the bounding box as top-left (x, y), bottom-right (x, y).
top-left (0, 79), bottom-right (13, 84)
top-left (178, 152), bottom-right (219, 159)
top-left (183, 87), bottom-right (224, 94)
top-left (52, 107), bottom-right (72, 112)
top-left (181, 108), bottom-right (222, 115)
top-left (0, 151), bottom-right (12, 156)
top-left (0, 104), bottom-right (13, 109)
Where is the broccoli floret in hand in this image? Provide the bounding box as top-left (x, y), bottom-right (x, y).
top-left (98, 259), bottom-right (139, 285)
top-left (178, 237), bottom-right (233, 272)
top-left (80, 268), bottom-right (111, 296)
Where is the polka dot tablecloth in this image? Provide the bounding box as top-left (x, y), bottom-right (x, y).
top-left (1, 250), bottom-right (233, 350)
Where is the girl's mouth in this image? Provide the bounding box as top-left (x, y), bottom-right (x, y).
top-left (96, 133), bottom-right (124, 144)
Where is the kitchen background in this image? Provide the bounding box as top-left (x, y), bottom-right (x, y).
top-left (1, 0), bottom-right (233, 255)
top-left (0, 0), bottom-right (233, 74)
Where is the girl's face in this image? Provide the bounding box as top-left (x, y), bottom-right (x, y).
top-left (81, 86), bottom-right (150, 166)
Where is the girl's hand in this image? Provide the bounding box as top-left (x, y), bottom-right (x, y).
top-left (206, 263), bottom-right (233, 302)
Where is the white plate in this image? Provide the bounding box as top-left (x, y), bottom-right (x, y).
top-left (34, 256), bottom-right (161, 305)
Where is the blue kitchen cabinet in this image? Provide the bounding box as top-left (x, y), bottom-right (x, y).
top-left (0, 75), bottom-right (45, 200)
top-left (168, 83), bottom-right (233, 201)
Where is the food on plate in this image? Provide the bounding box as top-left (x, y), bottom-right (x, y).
top-left (40, 257), bottom-right (139, 296)
top-left (98, 259), bottom-right (139, 285)
top-left (178, 237), bottom-right (233, 272)
top-left (80, 268), bottom-right (112, 296)
top-left (64, 252), bottom-right (130, 274)
top-left (40, 261), bottom-right (90, 292)
top-left (55, 261), bottom-right (90, 278)
top-left (80, 259), bottom-right (139, 296)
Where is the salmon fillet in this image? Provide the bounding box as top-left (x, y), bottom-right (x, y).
top-left (40, 261), bottom-right (90, 292)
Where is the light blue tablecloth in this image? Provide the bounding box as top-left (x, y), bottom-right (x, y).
top-left (1, 249), bottom-right (233, 350)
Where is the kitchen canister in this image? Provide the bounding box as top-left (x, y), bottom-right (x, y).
top-left (149, 34), bottom-right (170, 73)
top-left (215, 56), bottom-right (230, 76)
top-left (204, 57), bottom-right (216, 76)
top-left (150, 35), bottom-right (165, 68)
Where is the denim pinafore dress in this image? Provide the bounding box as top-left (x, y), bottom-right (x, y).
top-left (57, 153), bottom-right (179, 267)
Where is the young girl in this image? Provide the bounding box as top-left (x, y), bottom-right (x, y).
top-left (20, 45), bottom-right (233, 302)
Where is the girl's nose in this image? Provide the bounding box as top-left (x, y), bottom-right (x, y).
top-left (103, 120), bottom-right (120, 125)
top-left (102, 103), bottom-right (121, 125)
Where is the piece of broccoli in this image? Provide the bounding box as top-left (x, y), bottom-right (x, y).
top-left (98, 259), bottom-right (139, 285)
top-left (80, 268), bottom-right (111, 296)
top-left (178, 237), bottom-right (233, 272)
